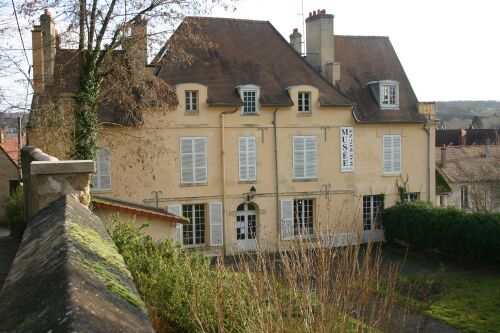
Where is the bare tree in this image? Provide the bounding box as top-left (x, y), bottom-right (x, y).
top-left (3, 0), bottom-right (236, 159)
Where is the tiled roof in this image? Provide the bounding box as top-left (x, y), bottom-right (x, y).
top-left (155, 17), bottom-right (354, 107)
top-left (0, 135), bottom-right (25, 167)
top-left (334, 36), bottom-right (427, 123)
top-left (436, 129), bottom-right (500, 147)
top-left (435, 145), bottom-right (500, 183)
top-left (92, 195), bottom-right (189, 224)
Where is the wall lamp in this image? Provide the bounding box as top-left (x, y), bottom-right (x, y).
top-left (246, 186), bottom-right (257, 202)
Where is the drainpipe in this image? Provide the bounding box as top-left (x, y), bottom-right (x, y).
top-left (273, 107), bottom-right (280, 246)
top-left (220, 108), bottom-right (238, 256)
top-left (423, 120), bottom-right (433, 203)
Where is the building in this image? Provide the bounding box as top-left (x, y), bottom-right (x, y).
top-left (436, 132), bottom-right (500, 212)
top-left (0, 130), bottom-right (22, 224)
top-left (29, 10), bottom-right (436, 254)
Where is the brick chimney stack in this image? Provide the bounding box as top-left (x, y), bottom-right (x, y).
top-left (440, 145), bottom-right (447, 168)
top-left (130, 15), bottom-right (148, 66)
top-left (40, 9), bottom-right (59, 86)
top-left (305, 9), bottom-right (340, 85)
top-left (289, 28), bottom-right (302, 54)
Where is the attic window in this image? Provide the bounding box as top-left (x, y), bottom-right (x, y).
top-left (368, 80), bottom-right (400, 110)
top-left (237, 85), bottom-right (260, 114)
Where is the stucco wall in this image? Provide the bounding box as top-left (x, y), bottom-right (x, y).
top-left (0, 152), bottom-right (18, 223)
top-left (81, 83), bottom-right (434, 254)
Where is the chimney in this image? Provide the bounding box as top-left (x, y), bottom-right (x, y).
top-left (40, 9), bottom-right (59, 86)
top-left (459, 128), bottom-right (467, 146)
top-left (31, 25), bottom-right (44, 94)
top-left (289, 28), bottom-right (302, 54)
top-left (130, 15), bottom-right (148, 66)
top-left (0, 129), bottom-right (4, 144)
top-left (305, 9), bottom-right (340, 85)
top-left (440, 144), bottom-right (447, 168)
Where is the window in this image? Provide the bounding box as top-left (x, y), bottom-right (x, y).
top-left (293, 136), bottom-right (317, 179)
top-left (363, 195), bottom-right (384, 230)
top-left (182, 204), bottom-right (205, 246)
top-left (383, 135), bottom-right (401, 174)
top-left (340, 127), bottom-right (354, 172)
top-left (238, 85), bottom-right (260, 114)
top-left (280, 199), bottom-right (314, 240)
top-left (294, 199), bottom-right (314, 236)
top-left (298, 92), bottom-right (311, 113)
top-left (380, 82), bottom-right (399, 109)
top-left (92, 148), bottom-right (112, 191)
top-left (185, 91), bottom-right (198, 112)
top-left (461, 185), bottom-right (469, 209)
top-left (242, 90), bottom-right (257, 113)
top-left (404, 192), bottom-right (419, 202)
top-left (180, 137), bottom-right (207, 184)
top-left (239, 136), bottom-right (256, 181)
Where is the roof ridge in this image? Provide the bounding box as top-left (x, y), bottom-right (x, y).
top-left (335, 35), bottom-right (389, 39)
top-left (185, 16), bottom-right (269, 24)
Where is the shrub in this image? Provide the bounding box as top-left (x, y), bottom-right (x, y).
top-left (110, 221), bottom-right (408, 333)
top-left (382, 202), bottom-right (500, 265)
top-left (6, 186), bottom-right (24, 238)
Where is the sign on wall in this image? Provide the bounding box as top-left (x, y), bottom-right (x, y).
top-left (340, 127), bottom-right (354, 172)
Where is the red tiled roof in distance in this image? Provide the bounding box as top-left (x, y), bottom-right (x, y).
top-left (0, 133), bottom-right (25, 167)
top-left (155, 17), bottom-right (354, 107)
top-left (335, 36), bottom-right (427, 123)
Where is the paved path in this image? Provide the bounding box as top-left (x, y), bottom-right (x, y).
top-left (0, 229), bottom-right (20, 292)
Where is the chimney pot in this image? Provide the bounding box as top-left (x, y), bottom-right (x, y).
top-left (440, 144), bottom-right (447, 168)
top-left (313, 10), bottom-right (316, 16)
top-left (322, 9), bottom-right (326, 14)
top-left (44, 8), bottom-right (51, 16)
top-left (309, 12), bottom-right (312, 17)
top-left (317, 9), bottom-right (321, 14)
top-left (293, 28), bottom-right (298, 33)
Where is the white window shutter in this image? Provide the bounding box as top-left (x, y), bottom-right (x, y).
top-left (305, 136), bottom-right (317, 178)
top-left (247, 137), bottom-right (256, 181)
top-left (383, 135), bottom-right (401, 174)
top-left (194, 137), bottom-right (207, 183)
top-left (168, 204), bottom-right (183, 242)
top-left (180, 138), bottom-right (194, 183)
top-left (209, 202), bottom-right (223, 246)
top-left (280, 199), bottom-right (294, 240)
top-left (239, 137), bottom-right (248, 181)
top-left (392, 135), bottom-right (401, 173)
top-left (293, 136), bottom-right (305, 178)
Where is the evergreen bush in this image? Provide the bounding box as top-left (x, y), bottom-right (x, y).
top-left (382, 202), bottom-right (500, 264)
top-left (6, 186), bottom-right (24, 238)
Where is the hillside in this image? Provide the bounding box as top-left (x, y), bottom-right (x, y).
top-left (436, 100), bottom-right (500, 129)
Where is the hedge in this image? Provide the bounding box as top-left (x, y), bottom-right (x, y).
top-left (6, 186), bottom-right (24, 238)
top-left (382, 201), bottom-right (500, 265)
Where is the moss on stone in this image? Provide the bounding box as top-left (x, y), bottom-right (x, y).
top-left (68, 221), bottom-right (129, 275)
top-left (68, 221), bottom-right (144, 308)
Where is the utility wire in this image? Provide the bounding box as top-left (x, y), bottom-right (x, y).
top-left (11, 0), bottom-right (31, 74)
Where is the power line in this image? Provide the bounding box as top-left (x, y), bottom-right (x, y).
top-left (10, 0), bottom-right (31, 73)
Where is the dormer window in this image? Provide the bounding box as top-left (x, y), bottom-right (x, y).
top-left (368, 80), bottom-right (399, 110)
top-left (185, 91), bottom-right (198, 112)
top-left (237, 85), bottom-right (260, 114)
top-left (298, 92), bottom-right (311, 113)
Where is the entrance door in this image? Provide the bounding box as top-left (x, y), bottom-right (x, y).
top-left (236, 203), bottom-right (257, 251)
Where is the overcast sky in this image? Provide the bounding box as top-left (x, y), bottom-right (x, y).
top-left (213, 0), bottom-right (500, 102)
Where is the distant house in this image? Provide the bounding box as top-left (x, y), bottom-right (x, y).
top-left (0, 130), bottom-right (22, 223)
top-left (436, 145), bottom-right (500, 212)
top-left (436, 128), bottom-right (499, 147)
top-left (29, 10), bottom-right (437, 254)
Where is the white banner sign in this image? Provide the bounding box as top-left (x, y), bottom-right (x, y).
top-left (340, 127), bottom-right (354, 172)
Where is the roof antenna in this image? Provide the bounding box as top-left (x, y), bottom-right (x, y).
top-left (301, 0), bottom-right (305, 55)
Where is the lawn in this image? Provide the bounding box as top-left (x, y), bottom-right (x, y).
top-left (384, 246), bottom-right (500, 333)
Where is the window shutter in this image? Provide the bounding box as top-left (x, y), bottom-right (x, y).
top-left (239, 137), bottom-right (248, 181)
top-left (340, 127), bottom-right (354, 172)
top-left (293, 136), bottom-right (305, 178)
top-left (392, 135), bottom-right (401, 173)
top-left (305, 136), bottom-right (317, 178)
top-left (180, 138), bottom-right (194, 183)
top-left (193, 137), bottom-right (207, 183)
top-left (209, 202), bottom-right (223, 246)
top-left (383, 135), bottom-right (401, 174)
top-left (239, 137), bottom-right (256, 181)
top-left (168, 204), bottom-right (183, 242)
top-left (99, 149), bottom-right (112, 190)
top-left (280, 199), bottom-right (294, 240)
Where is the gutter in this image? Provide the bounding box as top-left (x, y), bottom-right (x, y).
top-left (220, 108), bottom-right (238, 256)
top-left (423, 120), bottom-right (433, 204)
top-left (273, 107), bottom-right (280, 246)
